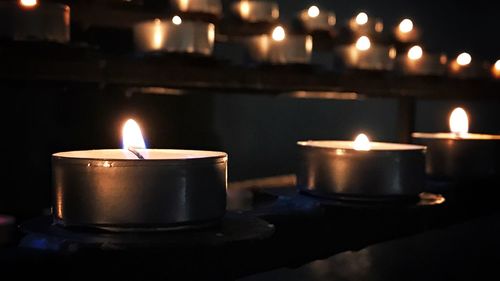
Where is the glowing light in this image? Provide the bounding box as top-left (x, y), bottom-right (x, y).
top-left (407, 45), bottom-right (423, 61)
top-left (388, 47), bottom-right (397, 59)
top-left (456, 52), bottom-right (472, 66)
top-left (19, 0), bottom-right (37, 7)
top-left (374, 21), bottom-right (384, 32)
top-left (152, 19), bottom-right (163, 50)
top-left (240, 1), bottom-right (250, 18)
top-left (178, 0), bottom-right (189, 11)
top-left (353, 133), bottom-right (371, 151)
top-left (272, 26), bottom-right (286, 42)
top-left (308, 5), bottom-right (320, 18)
top-left (305, 36), bottom-right (313, 53)
top-left (355, 12), bottom-right (368, 25)
top-left (355, 36), bottom-right (371, 51)
top-left (440, 54), bottom-right (448, 64)
top-left (449, 107), bottom-right (469, 135)
top-left (399, 19), bottom-right (413, 33)
top-left (495, 60), bottom-right (500, 71)
top-left (123, 119), bottom-right (146, 150)
top-left (172, 15), bottom-right (182, 25)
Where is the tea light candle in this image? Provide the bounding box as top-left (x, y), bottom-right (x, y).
top-left (231, 0), bottom-right (279, 23)
top-left (297, 134), bottom-right (426, 200)
top-left (393, 18), bottom-right (420, 43)
top-left (448, 52), bottom-right (487, 78)
top-left (298, 5), bottom-right (336, 32)
top-left (170, 0), bottom-right (222, 17)
top-left (412, 108), bottom-right (500, 182)
top-left (348, 12), bottom-right (384, 36)
top-left (53, 119), bottom-right (228, 230)
top-left (397, 45), bottom-right (447, 76)
top-left (0, 0), bottom-right (70, 43)
top-left (245, 26), bottom-right (313, 64)
top-left (335, 36), bottom-right (395, 70)
top-left (133, 16), bottom-right (215, 56)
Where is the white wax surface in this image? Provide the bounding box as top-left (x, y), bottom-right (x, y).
top-left (53, 149), bottom-right (227, 160)
top-left (298, 140), bottom-right (425, 151)
top-left (412, 132), bottom-right (500, 140)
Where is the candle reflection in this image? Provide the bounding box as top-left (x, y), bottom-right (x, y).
top-left (152, 19), bottom-right (164, 50)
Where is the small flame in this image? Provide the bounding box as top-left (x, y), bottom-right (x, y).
top-left (374, 21), bottom-right (384, 32)
top-left (240, 1), bottom-right (250, 18)
top-left (456, 52), bottom-right (472, 66)
top-left (449, 107), bottom-right (469, 136)
top-left (398, 19), bottom-right (413, 33)
top-left (20, 0), bottom-right (37, 7)
top-left (172, 15), bottom-right (182, 25)
top-left (152, 19), bottom-right (164, 50)
top-left (388, 47), bottom-right (397, 59)
top-left (272, 26), bottom-right (286, 42)
top-left (493, 60), bottom-right (500, 78)
top-left (355, 36), bottom-right (371, 51)
top-left (123, 119), bottom-right (146, 150)
top-left (355, 12), bottom-right (368, 25)
top-left (308, 5), bottom-right (320, 18)
top-left (439, 54), bottom-right (448, 65)
top-left (178, 0), bottom-right (189, 11)
top-left (407, 45), bottom-right (423, 61)
top-left (353, 133), bottom-right (371, 151)
top-left (495, 60), bottom-right (500, 71)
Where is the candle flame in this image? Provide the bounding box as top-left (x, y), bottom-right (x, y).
top-left (355, 36), bottom-right (371, 51)
top-left (355, 12), bottom-right (368, 25)
top-left (439, 54), bottom-right (448, 65)
top-left (240, 1), bottom-right (250, 18)
top-left (20, 0), bottom-right (37, 7)
top-left (152, 19), bottom-right (164, 50)
top-left (493, 60), bottom-right (500, 78)
top-left (353, 133), bottom-right (371, 151)
top-left (388, 47), bottom-right (397, 59)
top-left (308, 5), bottom-right (320, 18)
top-left (495, 60), bottom-right (500, 71)
top-left (172, 15), bottom-right (182, 25)
top-left (456, 52), bottom-right (471, 66)
top-left (374, 20), bottom-right (384, 32)
top-left (449, 107), bottom-right (469, 136)
top-left (272, 26), bottom-right (286, 42)
top-left (398, 19), bottom-right (413, 33)
top-left (178, 0), bottom-right (189, 11)
top-left (407, 45), bottom-right (423, 61)
top-left (123, 119), bottom-right (146, 150)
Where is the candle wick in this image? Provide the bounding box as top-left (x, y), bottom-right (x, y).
top-left (128, 147), bottom-right (145, 159)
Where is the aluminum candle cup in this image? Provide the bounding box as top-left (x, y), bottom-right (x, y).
top-left (231, 0), bottom-right (279, 23)
top-left (412, 133), bottom-right (500, 182)
top-left (398, 53), bottom-right (447, 76)
top-left (335, 43), bottom-right (395, 70)
top-left (52, 149), bottom-right (227, 230)
top-left (297, 141), bottom-right (426, 200)
top-left (133, 18), bottom-right (215, 55)
top-left (298, 7), bottom-right (336, 32)
top-left (246, 32), bottom-right (313, 64)
top-left (0, 1), bottom-right (70, 43)
top-left (170, 0), bottom-right (222, 17)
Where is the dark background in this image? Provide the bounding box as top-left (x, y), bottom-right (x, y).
top-left (0, 0), bottom-right (499, 219)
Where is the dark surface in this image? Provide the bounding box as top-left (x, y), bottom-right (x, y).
top-left (1, 183), bottom-right (499, 280)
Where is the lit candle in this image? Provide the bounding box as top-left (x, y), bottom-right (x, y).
top-left (348, 12), bottom-right (383, 35)
top-left (448, 52), bottom-right (485, 78)
top-left (297, 134), bottom-right (426, 200)
top-left (398, 45), bottom-right (447, 76)
top-left (336, 36), bottom-right (395, 70)
top-left (298, 5), bottom-right (336, 32)
top-left (0, 0), bottom-right (70, 43)
top-left (247, 26), bottom-right (313, 64)
top-left (170, 0), bottom-right (222, 17)
top-left (133, 17), bottom-right (215, 56)
top-left (52, 119), bottom-right (228, 230)
top-left (412, 108), bottom-right (500, 183)
top-left (394, 18), bottom-right (420, 42)
top-left (231, 0), bottom-right (279, 23)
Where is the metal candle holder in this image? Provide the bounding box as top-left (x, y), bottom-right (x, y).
top-left (133, 18), bottom-right (215, 55)
top-left (0, 1), bottom-right (70, 43)
top-left (52, 149), bottom-right (227, 231)
top-left (297, 141), bottom-right (426, 200)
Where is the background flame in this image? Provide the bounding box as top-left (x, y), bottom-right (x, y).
top-left (353, 133), bottom-right (371, 151)
top-left (122, 119), bottom-right (146, 150)
top-left (449, 107), bottom-right (469, 135)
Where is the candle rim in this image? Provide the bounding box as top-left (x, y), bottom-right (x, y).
top-left (297, 140), bottom-right (425, 151)
top-left (53, 149), bottom-right (227, 160)
top-left (412, 132), bottom-right (500, 140)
